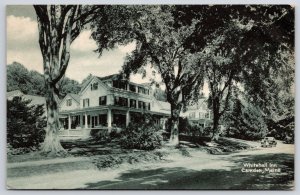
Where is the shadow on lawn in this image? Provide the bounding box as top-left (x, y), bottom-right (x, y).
top-left (82, 152), bottom-right (294, 190)
top-left (61, 139), bottom-right (125, 156)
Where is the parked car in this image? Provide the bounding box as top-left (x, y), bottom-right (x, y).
top-left (261, 137), bottom-right (277, 147)
top-left (283, 136), bottom-right (294, 144)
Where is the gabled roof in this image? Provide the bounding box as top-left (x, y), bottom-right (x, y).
top-left (7, 90), bottom-right (23, 97)
top-left (80, 76), bottom-right (110, 95)
top-left (97, 74), bottom-right (120, 81)
top-left (67, 93), bottom-right (80, 104)
top-left (7, 90), bottom-right (46, 106)
top-left (79, 75), bottom-right (95, 94)
top-left (80, 73), bottom-right (156, 95)
top-left (23, 95), bottom-right (46, 106)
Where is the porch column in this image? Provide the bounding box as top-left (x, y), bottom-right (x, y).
top-left (162, 118), bottom-right (166, 130)
top-left (126, 110), bottom-right (130, 127)
top-left (80, 113), bottom-right (83, 128)
top-left (107, 109), bottom-right (112, 133)
top-left (84, 113), bottom-right (88, 129)
top-left (68, 114), bottom-right (71, 130)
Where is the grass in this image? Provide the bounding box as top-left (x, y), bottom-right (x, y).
top-left (7, 136), bottom-right (294, 190)
top-left (7, 151), bottom-right (70, 163)
top-left (8, 136), bottom-right (253, 164)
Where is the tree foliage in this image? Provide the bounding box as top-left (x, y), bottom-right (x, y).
top-left (91, 5), bottom-right (294, 143)
top-left (7, 62), bottom-right (81, 96)
top-left (7, 62), bottom-right (43, 95)
top-left (173, 5), bottom-right (294, 139)
top-left (7, 96), bottom-right (46, 150)
top-left (224, 98), bottom-right (268, 140)
top-left (91, 5), bottom-right (205, 145)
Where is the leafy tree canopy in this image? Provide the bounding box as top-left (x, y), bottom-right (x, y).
top-left (7, 62), bottom-right (81, 96)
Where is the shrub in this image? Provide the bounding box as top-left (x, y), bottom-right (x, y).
top-left (178, 117), bottom-right (191, 135)
top-left (120, 114), bottom-right (162, 150)
top-left (203, 126), bottom-right (213, 137)
top-left (7, 96), bottom-right (46, 151)
top-left (189, 125), bottom-right (204, 136)
top-left (165, 117), bottom-right (193, 135)
top-left (90, 128), bottom-right (110, 139)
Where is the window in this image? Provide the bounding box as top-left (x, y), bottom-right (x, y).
top-left (87, 115), bottom-right (90, 127)
top-left (137, 87), bottom-right (149, 95)
top-left (91, 82), bottom-right (98, 90)
top-left (99, 96), bottom-right (107, 105)
top-left (113, 80), bottom-right (127, 90)
top-left (83, 98), bottom-right (89, 108)
top-left (71, 115), bottom-right (80, 129)
top-left (60, 118), bottom-right (68, 129)
top-left (138, 87), bottom-right (145, 94)
top-left (199, 112), bottom-right (205, 119)
top-left (112, 114), bottom-right (126, 128)
top-left (138, 101), bottom-right (143, 109)
top-left (189, 112), bottom-right (196, 118)
top-left (114, 96), bottom-right (128, 107)
top-left (147, 102), bottom-right (151, 110)
top-left (136, 101), bottom-right (150, 110)
top-left (66, 99), bottom-right (72, 106)
top-left (130, 99), bottom-right (136, 108)
top-left (205, 113), bottom-right (210, 119)
top-left (98, 114), bottom-right (107, 126)
top-left (129, 84), bottom-right (136, 92)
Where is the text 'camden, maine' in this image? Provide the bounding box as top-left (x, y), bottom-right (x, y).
top-left (241, 162), bottom-right (282, 174)
top-left (6, 4), bottom-right (294, 190)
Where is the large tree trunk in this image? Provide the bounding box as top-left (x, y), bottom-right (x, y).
top-left (40, 79), bottom-right (66, 156)
top-left (211, 98), bottom-right (220, 141)
top-left (34, 5), bottom-right (100, 156)
top-left (212, 114), bottom-right (220, 141)
top-left (168, 103), bottom-right (182, 146)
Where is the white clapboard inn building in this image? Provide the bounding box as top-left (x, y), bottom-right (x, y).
top-left (58, 74), bottom-right (171, 139)
top-left (181, 98), bottom-right (213, 128)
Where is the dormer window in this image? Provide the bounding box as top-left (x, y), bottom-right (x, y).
top-left (66, 99), bottom-right (72, 106)
top-left (138, 87), bottom-right (149, 95)
top-left (113, 80), bottom-right (127, 90)
top-left (91, 82), bottom-right (98, 91)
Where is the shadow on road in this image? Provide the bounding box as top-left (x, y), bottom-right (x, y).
top-left (82, 153), bottom-right (294, 190)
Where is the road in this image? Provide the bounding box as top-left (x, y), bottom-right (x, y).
top-left (83, 142), bottom-right (294, 190)
top-left (7, 141), bottom-right (294, 190)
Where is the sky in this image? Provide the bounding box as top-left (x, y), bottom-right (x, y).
top-left (6, 5), bottom-right (152, 83)
top-left (6, 5), bottom-right (209, 95)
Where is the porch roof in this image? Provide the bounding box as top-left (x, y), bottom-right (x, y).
top-left (59, 105), bottom-right (170, 117)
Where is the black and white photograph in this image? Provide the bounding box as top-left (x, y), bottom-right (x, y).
top-left (6, 4), bottom-right (295, 190)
